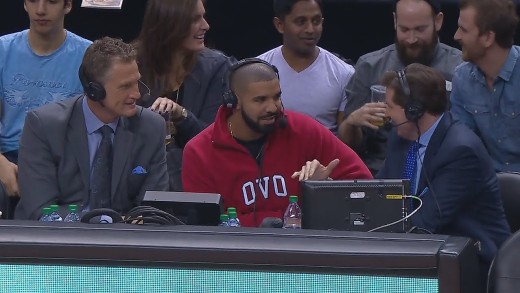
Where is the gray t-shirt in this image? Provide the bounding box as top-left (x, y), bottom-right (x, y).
top-left (258, 46), bottom-right (355, 134)
top-left (343, 43), bottom-right (462, 175)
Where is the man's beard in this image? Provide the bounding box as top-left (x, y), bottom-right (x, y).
top-left (242, 108), bottom-right (278, 135)
top-left (396, 30), bottom-right (438, 66)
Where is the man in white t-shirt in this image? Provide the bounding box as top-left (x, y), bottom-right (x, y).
top-left (257, 0), bottom-right (354, 135)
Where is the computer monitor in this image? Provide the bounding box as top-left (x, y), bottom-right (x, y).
top-left (300, 179), bottom-right (411, 232)
top-left (142, 191), bottom-right (223, 226)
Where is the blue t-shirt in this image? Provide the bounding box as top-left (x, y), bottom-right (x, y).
top-left (0, 29), bottom-right (91, 153)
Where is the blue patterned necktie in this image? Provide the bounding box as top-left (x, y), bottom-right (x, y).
top-left (402, 141), bottom-right (420, 202)
top-left (90, 125), bottom-right (113, 209)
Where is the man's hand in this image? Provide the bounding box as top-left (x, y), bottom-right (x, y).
top-left (345, 102), bottom-right (387, 130)
top-left (291, 159), bottom-right (340, 181)
top-left (0, 155), bottom-right (19, 197)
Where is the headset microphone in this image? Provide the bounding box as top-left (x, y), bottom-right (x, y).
top-left (278, 100), bottom-right (288, 129)
top-left (80, 63), bottom-right (151, 104)
top-left (138, 79), bottom-right (151, 101)
top-left (390, 120), bottom-right (411, 128)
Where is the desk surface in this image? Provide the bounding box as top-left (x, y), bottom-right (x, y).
top-left (0, 220), bottom-right (473, 271)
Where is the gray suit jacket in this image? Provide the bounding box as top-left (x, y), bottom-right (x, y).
top-left (15, 96), bottom-right (169, 220)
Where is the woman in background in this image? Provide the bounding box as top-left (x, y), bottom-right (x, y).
top-left (134, 0), bottom-right (234, 191)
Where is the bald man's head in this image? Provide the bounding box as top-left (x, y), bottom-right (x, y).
top-left (230, 62), bottom-right (279, 98)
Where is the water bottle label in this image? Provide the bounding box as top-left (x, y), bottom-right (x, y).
top-left (283, 217), bottom-right (302, 229)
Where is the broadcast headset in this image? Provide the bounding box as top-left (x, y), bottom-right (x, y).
top-left (397, 69), bottom-right (425, 123)
top-left (78, 64), bottom-right (150, 102)
top-left (222, 58), bottom-right (287, 128)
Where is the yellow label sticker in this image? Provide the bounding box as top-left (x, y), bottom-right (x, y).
top-left (386, 194), bottom-right (403, 200)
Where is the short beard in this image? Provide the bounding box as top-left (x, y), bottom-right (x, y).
top-left (396, 30), bottom-right (439, 66)
top-left (241, 108), bottom-right (278, 135)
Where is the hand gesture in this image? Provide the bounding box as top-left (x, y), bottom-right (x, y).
top-left (291, 159), bottom-right (340, 181)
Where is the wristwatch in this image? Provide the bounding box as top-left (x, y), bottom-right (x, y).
top-left (172, 107), bottom-right (188, 124)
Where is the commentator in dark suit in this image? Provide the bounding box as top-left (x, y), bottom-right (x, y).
top-left (377, 64), bottom-right (510, 276)
top-left (15, 37), bottom-right (169, 220)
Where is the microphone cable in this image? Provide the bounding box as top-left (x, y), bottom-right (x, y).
top-left (368, 195), bottom-right (423, 232)
top-left (253, 142), bottom-right (266, 227)
top-left (414, 123), bottom-right (443, 224)
top-left (121, 206), bottom-right (185, 226)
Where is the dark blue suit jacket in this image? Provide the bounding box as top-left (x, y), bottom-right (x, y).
top-left (378, 112), bottom-right (510, 265)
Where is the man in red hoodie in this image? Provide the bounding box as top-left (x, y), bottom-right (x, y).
top-left (183, 58), bottom-right (372, 227)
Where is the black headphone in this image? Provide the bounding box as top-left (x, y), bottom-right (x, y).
top-left (223, 58), bottom-right (287, 128)
top-left (223, 58), bottom-right (280, 108)
top-left (79, 64), bottom-right (107, 102)
top-left (397, 69), bottom-right (425, 122)
top-left (79, 64), bottom-right (151, 103)
top-left (80, 208), bottom-right (123, 224)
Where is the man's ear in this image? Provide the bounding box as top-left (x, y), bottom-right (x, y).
top-left (434, 12), bottom-right (444, 32)
top-left (273, 17), bottom-right (284, 34)
top-left (480, 30), bottom-right (496, 49)
top-left (393, 12), bottom-right (397, 31)
top-left (64, 0), bottom-right (73, 15)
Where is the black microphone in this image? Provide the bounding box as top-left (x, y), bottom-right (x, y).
top-left (138, 79), bottom-right (151, 101)
top-left (278, 100), bottom-right (288, 129)
top-left (259, 217), bottom-right (283, 228)
top-left (389, 120), bottom-right (411, 128)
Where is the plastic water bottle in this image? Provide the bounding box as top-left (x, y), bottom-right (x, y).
top-left (227, 207), bottom-right (241, 227)
top-left (49, 204), bottom-right (63, 222)
top-left (64, 204), bottom-right (81, 222)
top-left (283, 195), bottom-right (302, 229)
top-left (218, 214), bottom-right (230, 227)
top-left (39, 207), bottom-right (52, 222)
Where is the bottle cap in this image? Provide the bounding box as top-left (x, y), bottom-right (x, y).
top-left (220, 214), bottom-right (229, 221)
top-left (228, 210), bottom-right (237, 218)
top-left (289, 195), bottom-right (298, 203)
top-left (227, 207), bottom-right (236, 213)
top-left (68, 204), bottom-right (78, 212)
top-left (42, 207), bottom-right (51, 215)
top-left (49, 204), bottom-right (59, 212)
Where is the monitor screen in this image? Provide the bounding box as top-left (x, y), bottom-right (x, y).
top-left (300, 179), bottom-right (411, 232)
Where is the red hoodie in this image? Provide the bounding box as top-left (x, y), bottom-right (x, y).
top-left (183, 107), bottom-right (372, 227)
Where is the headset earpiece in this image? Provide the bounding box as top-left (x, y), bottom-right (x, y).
top-left (222, 90), bottom-right (237, 109)
top-left (86, 81), bottom-right (107, 102)
top-left (404, 100), bottom-right (425, 122)
top-left (397, 70), bottom-right (425, 123)
top-left (79, 64), bottom-right (106, 102)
